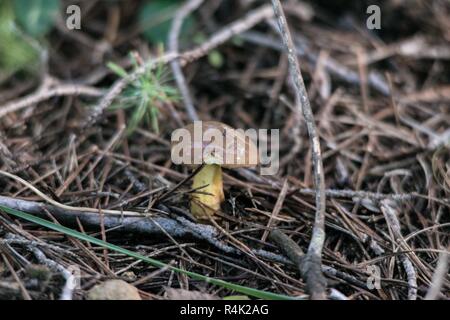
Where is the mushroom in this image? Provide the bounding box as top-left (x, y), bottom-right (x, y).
top-left (171, 121), bottom-right (259, 220)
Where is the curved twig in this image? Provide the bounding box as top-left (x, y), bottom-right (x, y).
top-left (380, 200), bottom-right (418, 300)
top-left (270, 0), bottom-right (327, 300)
top-left (168, 0), bottom-right (204, 122)
top-left (0, 84), bottom-right (102, 119)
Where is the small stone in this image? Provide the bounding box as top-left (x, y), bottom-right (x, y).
top-left (87, 280), bottom-right (141, 300)
top-left (122, 271), bottom-right (137, 281)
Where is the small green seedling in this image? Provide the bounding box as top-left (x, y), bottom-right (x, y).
top-left (107, 52), bottom-right (179, 135)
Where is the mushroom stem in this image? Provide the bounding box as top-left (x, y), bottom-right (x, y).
top-left (191, 164), bottom-right (224, 219)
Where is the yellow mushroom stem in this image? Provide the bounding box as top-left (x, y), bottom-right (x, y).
top-left (191, 164), bottom-right (224, 219)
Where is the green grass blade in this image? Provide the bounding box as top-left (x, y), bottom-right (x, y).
top-left (0, 205), bottom-right (296, 300)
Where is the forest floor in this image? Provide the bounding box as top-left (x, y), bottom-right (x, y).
top-left (0, 0), bottom-right (448, 300)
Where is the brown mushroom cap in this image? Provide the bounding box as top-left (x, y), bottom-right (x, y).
top-left (172, 121), bottom-right (259, 169)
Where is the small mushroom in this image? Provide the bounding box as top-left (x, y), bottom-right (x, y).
top-left (172, 121), bottom-right (258, 220)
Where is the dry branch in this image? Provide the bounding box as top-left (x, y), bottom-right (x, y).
top-left (425, 251), bottom-right (449, 300)
top-left (168, 0), bottom-right (204, 122)
top-left (0, 195), bottom-right (368, 291)
top-left (0, 83), bottom-right (103, 119)
top-left (380, 200), bottom-right (418, 300)
top-left (270, 0), bottom-right (327, 300)
top-left (0, 196), bottom-right (287, 264)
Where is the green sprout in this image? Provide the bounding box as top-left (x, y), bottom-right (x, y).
top-left (107, 52), bottom-right (179, 135)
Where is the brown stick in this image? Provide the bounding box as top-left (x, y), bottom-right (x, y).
top-left (168, 0), bottom-right (204, 122)
top-left (0, 84), bottom-right (103, 118)
top-left (0, 195), bottom-right (287, 264)
top-left (270, 0), bottom-right (327, 300)
top-left (181, 5), bottom-right (273, 63)
top-left (0, 196), bottom-right (367, 291)
top-left (380, 200), bottom-right (418, 300)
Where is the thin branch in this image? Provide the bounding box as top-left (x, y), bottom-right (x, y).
top-left (261, 178), bottom-right (289, 242)
top-left (0, 169), bottom-right (139, 216)
top-left (84, 53), bottom-right (178, 127)
top-left (168, 0), bottom-right (204, 122)
top-left (295, 188), bottom-right (416, 201)
top-left (0, 195), bottom-right (287, 264)
top-left (2, 233), bottom-right (76, 256)
top-left (0, 195), bottom-right (367, 292)
top-left (270, 0), bottom-right (327, 300)
top-left (0, 84), bottom-right (103, 119)
top-left (182, 4), bottom-right (273, 63)
top-left (380, 200), bottom-right (418, 300)
top-left (425, 250), bottom-right (449, 300)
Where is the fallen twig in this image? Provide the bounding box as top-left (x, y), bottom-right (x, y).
top-left (271, 0), bottom-right (327, 300)
top-left (0, 169), bottom-right (140, 216)
top-left (0, 195), bottom-right (287, 264)
top-left (0, 195), bottom-right (366, 291)
top-left (295, 188), bottom-right (416, 201)
top-left (0, 83), bottom-right (103, 119)
top-left (181, 4), bottom-right (274, 63)
top-left (84, 53), bottom-right (178, 127)
top-left (168, 0), bottom-right (204, 122)
top-left (380, 200), bottom-right (418, 300)
top-left (425, 250), bottom-right (448, 300)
